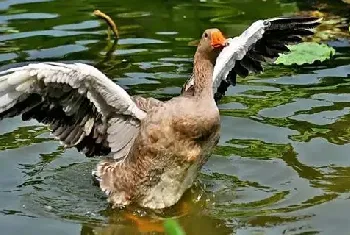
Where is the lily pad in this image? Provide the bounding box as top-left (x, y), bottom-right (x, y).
top-left (274, 42), bottom-right (335, 66)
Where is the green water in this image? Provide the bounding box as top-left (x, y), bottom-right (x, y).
top-left (0, 0), bottom-right (350, 234)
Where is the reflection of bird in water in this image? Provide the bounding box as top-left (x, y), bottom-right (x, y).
top-left (80, 213), bottom-right (234, 235)
top-left (79, 186), bottom-right (233, 235)
top-left (0, 17), bottom-right (320, 211)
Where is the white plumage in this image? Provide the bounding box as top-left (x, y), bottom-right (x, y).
top-left (212, 20), bottom-right (267, 89)
top-left (0, 62), bottom-right (146, 159)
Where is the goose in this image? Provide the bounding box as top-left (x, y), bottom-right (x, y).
top-left (0, 16), bottom-right (320, 209)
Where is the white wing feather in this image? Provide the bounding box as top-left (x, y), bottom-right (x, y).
top-left (0, 62), bottom-right (147, 159)
top-left (213, 20), bottom-right (267, 91)
top-left (211, 17), bottom-right (321, 99)
top-left (0, 62), bottom-right (146, 119)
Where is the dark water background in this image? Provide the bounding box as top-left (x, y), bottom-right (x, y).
top-left (0, 0), bottom-right (350, 234)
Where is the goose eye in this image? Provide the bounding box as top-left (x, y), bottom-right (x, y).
top-left (204, 32), bottom-right (209, 38)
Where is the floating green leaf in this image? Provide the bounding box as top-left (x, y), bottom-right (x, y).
top-left (274, 42), bottom-right (335, 66)
top-left (164, 219), bottom-right (186, 235)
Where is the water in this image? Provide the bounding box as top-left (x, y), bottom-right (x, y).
top-left (0, 0), bottom-right (349, 234)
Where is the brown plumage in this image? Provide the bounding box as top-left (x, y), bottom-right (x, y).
top-left (96, 29), bottom-right (225, 208)
top-left (0, 16), bottom-right (319, 209)
top-left (0, 28), bottom-right (226, 209)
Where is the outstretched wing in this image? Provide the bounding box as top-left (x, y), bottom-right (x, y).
top-left (0, 62), bottom-right (147, 160)
top-left (212, 16), bottom-right (321, 101)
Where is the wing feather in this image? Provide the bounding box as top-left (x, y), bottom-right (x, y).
top-left (211, 16), bottom-right (321, 101)
top-left (0, 62), bottom-right (147, 160)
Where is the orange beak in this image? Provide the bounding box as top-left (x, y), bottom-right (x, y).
top-left (211, 31), bottom-right (226, 48)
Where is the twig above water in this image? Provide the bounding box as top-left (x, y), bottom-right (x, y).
top-left (93, 10), bottom-right (119, 40)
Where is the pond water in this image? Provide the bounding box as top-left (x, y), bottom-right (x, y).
top-left (0, 0), bottom-right (350, 234)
